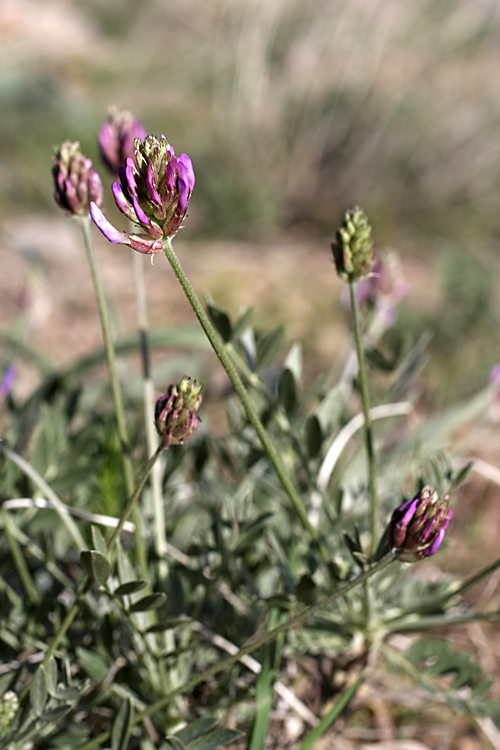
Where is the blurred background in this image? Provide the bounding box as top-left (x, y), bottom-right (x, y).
top-left (1, 0), bottom-right (500, 399)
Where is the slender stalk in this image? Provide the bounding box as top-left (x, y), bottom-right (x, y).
top-left (132, 251), bottom-right (167, 577)
top-left (79, 217), bottom-right (147, 579)
top-left (131, 252), bottom-right (171, 696)
top-left (76, 553), bottom-right (396, 750)
top-left (349, 281), bottom-right (377, 557)
top-left (162, 239), bottom-right (327, 564)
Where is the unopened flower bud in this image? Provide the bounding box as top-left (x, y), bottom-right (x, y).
top-left (53, 141), bottom-right (103, 217)
top-left (389, 486), bottom-right (453, 562)
top-left (155, 377), bottom-right (202, 449)
top-left (331, 206), bottom-right (375, 283)
top-left (99, 107), bottom-right (147, 175)
top-left (0, 690), bottom-right (19, 735)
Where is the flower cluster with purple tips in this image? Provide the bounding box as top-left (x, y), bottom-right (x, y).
top-left (98, 107), bottom-right (147, 175)
top-left (155, 377), bottom-right (203, 449)
top-left (90, 134), bottom-right (195, 254)
top-left (52, 109), bottom-right (195, 254)
top-left (388, 486), bottom-right (453, 562)
top-left (52, 141), bottom-right (103, 217)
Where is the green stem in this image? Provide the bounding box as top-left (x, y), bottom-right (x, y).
top-left (349, 281), bottom-right (377, 557)
top-left (79, 217), bottom-right (147, 579)
top-left (131, 252), bottom-right (171, 696)
top-left (162, 239), bottom-right (327, 563)
top-left (107, 445), bottom-right (163, 550)
top-left (132, 251), bottom-right (167, 575)
top-left (226, 342), bottom-right (318, 490)
top-left (76, 553), bottom-right (395, 750)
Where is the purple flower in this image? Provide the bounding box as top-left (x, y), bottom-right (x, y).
top-left (388, 486), bottom-right (453, 562)
top-left (90, 134), bottom-right (195, 254)
top-left (0, 365), bottom-right (15, 401)
top-left (98, 107), bottom-right (147, 175)
top-left (489, 364), bottom-right (500, 388)
top-left (155, 377), bottom-right (202, 449)
top-left (53, 141), bottom-right (103, 217)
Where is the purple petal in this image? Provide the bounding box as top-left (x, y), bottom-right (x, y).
top-left (396, 498), bottom-right (419, 529)
top-left (90, 202), bottom-right (131, 245)
top-left (489, 364), bottom-right (500, 386)
top-left (112, 182), bottom-right (135, 220)
top-left (124, 159), bottom-right (138, 195)
top-left (98, 123), bottom-right (118, 170)
top-left (165, 161), bottom-right (176, 191)
top-left (118, 164), bottom-right (129, 197)
top-left (147, 161), bottom-right (163, 212)
top-left (131, 192), bottom-right (151, 227)
top-left (124, 161), bottom-right (151, 226)
top-left (90, 203), bottom-right (163, 254)
top-left (177, 177), bottom-right (189, 214)
top-left (424, 528), bottom-right (446, 557)
top-left (0, 365), bottom-right (15, 398)
top-left (178, 154), bottom-right (195, 191)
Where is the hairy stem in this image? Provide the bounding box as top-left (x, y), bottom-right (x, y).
top-left (349, 281), bottom-right (377, 557)
top-left (79, 217), bottom-right (147, 579)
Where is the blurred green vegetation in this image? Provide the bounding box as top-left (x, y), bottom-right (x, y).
top-left (1, 0), bottom-right (500, 403)
top-left (1, 0), bottom-right (500, 243)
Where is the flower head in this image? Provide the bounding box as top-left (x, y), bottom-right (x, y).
top-left (90, 134), bottom-right (195, 254)
top-left (389, 486), bottom-right (453, 562)
top-left (331, 206), bottom-right (375, 283)
top-left (0, 690), bottom-right (19, 734)
top-left (98, 107), bottom-right (147, 175)
top-left (53, 141), bottom-right (103, 217)
top-left (155, 377), bottom-right (202, 449)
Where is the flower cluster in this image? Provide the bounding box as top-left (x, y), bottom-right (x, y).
top-left (90, 134), bottom-right (195, 254)
top-left (388, 486), bottom-right (453, 562)
top-left (98, 107), bottom-right (147, 175)
top-left (52, 141), bottom-right (103, 217)
top-left (0, 690), bottom-right (19, 734)
top-left (155, 377), bottom-right (202, 449)
top-left (331, 206), bottom-right (375, 283)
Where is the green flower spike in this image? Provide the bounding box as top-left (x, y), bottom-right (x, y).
top-left (331, 206), bottom-right (375, 283)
